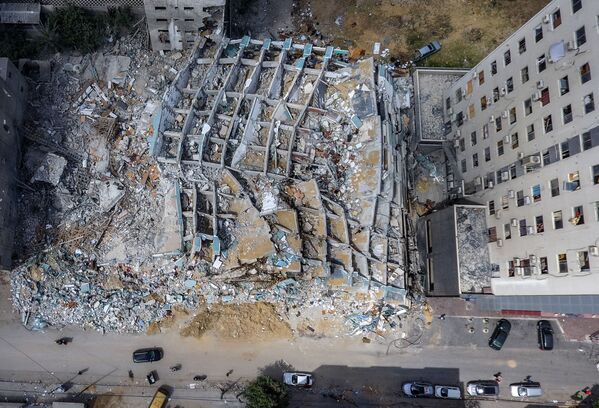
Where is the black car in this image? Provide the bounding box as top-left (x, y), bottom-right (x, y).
top-left (488, 319), bottom-right (511, 350)
top-left (537, 320), bottom-right (554, 350)
top-left (133, 347), bottom-right (164, 363)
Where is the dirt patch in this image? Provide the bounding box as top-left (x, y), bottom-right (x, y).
top-left (91, 392), bottom-right (124, 408)
top-left (180, 302), bottom-right (292, 341)
top-left (295, 0), bottom-right (550, 67)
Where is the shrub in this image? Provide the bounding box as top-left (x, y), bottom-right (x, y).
top-left (244, 376), bottom-right (289, 408)
top-left (48, 6), bottom-right (104, 53)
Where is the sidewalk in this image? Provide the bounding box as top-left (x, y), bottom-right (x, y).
top-left (426, 297), bottom-right (599, 342)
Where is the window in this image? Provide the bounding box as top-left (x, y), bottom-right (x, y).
top-left (504, 224), bottom-right (512, 240)
top-left (550, 178), bottom-right (560, 197)
top-left (516, 190), bottom-right (525, 207)
top-left (519, 219), bottom-right (528, 236)
top-left (504, 49), bottom-right (511, 66)
top-left (580, 62), bottom-right (591, 83)
top-left (521, 66), bottom-right (529, 83)
top-left (538, 54), bottom-right (546, 72)
top-left (445, 98), bottom-right (451, 110)
top-left (536, 215), bottom-right (544, 233)
top-left (532, 184), bottom-right (541, 202)
top-left (459, 138), bottom-right (465, 152)
top-left (527, 124), bottom-right (535, 141)
top-left (473, 153), bottom-right (479, 167)
top-left (572, 205), bottom-right (585, 225)
top-left (565, 171), bottom-right (580, 191)
top-left (461, 159), bottom-right (467, 173)
top-left (488, 227), bottom-right (497, 242)
top-left (595, 201), bottom-right (599, 221)
top-left (491, 60), bottom-right (497, 75)
top-left (508, 260), bottom-right (515, 277)
top-left (582, 131), bottom-right (592, 150)
top-left (540, 257), bottom-right (548, 274)
top-left (592, 164), bottom-right (599, 184)
top-left (575, 26), bottom-right (587, 47)
top-left (484, 147), bottom-right (491, 162)
top-left (493, 87), bottom-right (500, 102)
top-left (488, 200), bottom-right (496, 215)
top-left (478, 70), bottom-right (485, 85)
top-left (558, 253), bottom-right (568, 273)
top-left (584, 93), bottom-right (595, 113)
top-left (501, 195), bottom-right (509, 210)
top-left (455, 88), bottom-right (463, 103)
top-left (483, 124), bottom-right (489, 139)
top-left (552, 8), bottom-right (561, 29)
top-left (561, 141), bottom-right (570, 159)
top-left (578, 251), bottom-right (590, 271)
top-left (553, 210), bottom-right (563, 229)
top-left (506, 77), bottom-right (514, 93)
top-left (456, 111), bottom-right (464, 126)
top-left (467, 80), bottom-right (473, 95)
top-left (541, 88), bottom-right (550, 106)
top-left (544, 115), bottom-right (553, 133)
top-left (470, 131), bottom-right (477, 146)
top-left (480, 96), bottom-right (488, 110)
top-left (562, 104), bottom-right (573, 124)
top-left (535, 25), bottom-right (543, 42)
top-left (518, 38), bottom-right (526, 54)
top-left (572, 0), bottom-right (582, 13)
top-left (497, 140), bottom-right (504, 156)
top-left (468, 104), bottom-right (476, 119)
top-left (559, 76), bottom-right (570, 95)
top-left (511, 132), bottom-right (519, 149)
top-left (154, 5), bottom-right (166, 10)
top-left (524, 98), bottom-right (533, 115)
top-left (495, 116), bottom-right (502, 132)
top-left (510, 164), bottom-right (517, 179)
top-left (509, 107), bottom-right (517, 124)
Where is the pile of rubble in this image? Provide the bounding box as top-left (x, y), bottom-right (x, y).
top-left (11, 32), bottom-right (417, 339)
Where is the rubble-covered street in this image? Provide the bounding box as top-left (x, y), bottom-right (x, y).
top-left (10, 27), bottom-right (420, 342)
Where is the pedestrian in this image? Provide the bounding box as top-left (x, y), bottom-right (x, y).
top-left (494, 372), bottom-right (502, 383)
top-left (439, 314), bottom-right (446, 320)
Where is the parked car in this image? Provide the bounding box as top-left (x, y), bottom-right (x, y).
top-left (510, 382), bottom-right (543, 397)
top-left (283, 372), bottom-right (313, 387)
top-left (402, 382), bottom-right (434, 397)
top-left (414, 40), bottom-right (442, 62)
top-left (537, 320), bottom-right (554, 350)
top-left (132, 347), bottom-right (164, 363)
top-left (489, 319), bottom-right (511, 350)
top-left (466, 380), bottom-right (500, 397)
top-left (434, 385), bottom-right (461, 399)
top-left (149, 387), bottom-right (170, 408)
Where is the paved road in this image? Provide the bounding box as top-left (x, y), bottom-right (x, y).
top-left (0, 315), bottom-right (597, 407)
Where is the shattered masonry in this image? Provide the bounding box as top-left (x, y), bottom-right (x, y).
top-left (11, 35), bottom-right (413, 334)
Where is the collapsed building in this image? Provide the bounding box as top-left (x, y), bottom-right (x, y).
top-left (10, 35), bottom-right (415, 336)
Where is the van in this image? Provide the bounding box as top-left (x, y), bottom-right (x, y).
top-left (149, 387), bottom-right (170, 408)
top-left (510, 382), bottom-right (543, 397)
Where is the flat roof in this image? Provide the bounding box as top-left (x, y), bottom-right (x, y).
top-left (0, 3), bottom-right (40, 25)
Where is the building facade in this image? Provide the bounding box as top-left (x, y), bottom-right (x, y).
top-left (442, 0), bottom-right (599, 297)
top-left (0, 58), bottom-right (27, 271)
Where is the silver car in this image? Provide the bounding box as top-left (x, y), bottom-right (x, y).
top-left (510, 382), bottom-right (543, 397)
top-left (402, 381), bottom-right (434, 397)
top-left (283, 372), bottom-right (313, 387)
top-left (434, 385), bottom-right (461, 399)
top-left (467, 380), bottom-right (499, 397)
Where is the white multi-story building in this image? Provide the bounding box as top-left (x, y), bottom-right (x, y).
top-left (442, 0), bottom-right (599, 297)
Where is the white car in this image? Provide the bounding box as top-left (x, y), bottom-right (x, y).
top-left (402, 382), bottom-right (433, 397)
top-left (283, 372), bottom-right (313, 387)
top-left (510, 382), bottom-right (543, 397)
top-left (434, 385), bottom-right (461, 399)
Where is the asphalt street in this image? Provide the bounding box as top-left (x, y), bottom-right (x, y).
top-left (0, 315), bottom-right (597, 407)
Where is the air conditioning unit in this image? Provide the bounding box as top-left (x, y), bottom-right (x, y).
top-left (502, 110), bottom-right (509, 119)
top-left (527, 226), bottom-right (535, 234)
top-left (517, 151), bottom-right (525, 160)
top-left (451, 113), bottom-right (457, 121)
top-left (589, 245), bottom-right (599, 256)
top-left (533, 267), bottom-right (542, 275)
top-left (448, 180), bottom-right (455, 188)
top-left (567, 40), bottom-right (578, 51)
top-left (497, 239), bottom-right (503, 247)
top-left (488, 181), bottom-right (494, 189)
top-left (475, 176), bottom-right (483, 185)
top-left (516, 267), bottom-right (524, 276)
top-left (522, 155), bottom-right (541, 166)
top-left (495, 209), bottom-right (502, 219)
top-left (502, 171), bottom-right (510, 181)
top-left (508, 190), bottom-right (515, 198)
top-left (524, 196), bottom-right (532, 205)
top-left (511, 218), bottom-right (518, 227)
top-left (456, 129), bottom-right (462, 137)
top-left (514, 257), bottom-right (521, 266)
top-left (532, 91), bottom-right (542, 101)
top-left (453, 139), bottom-right (460, 148)
top-left (489, 115), bottom-right (495, 123)
top-left (542, 14), bottom-right (551, 24)
top-left (447, 107), bottom-right (454, 115)
top-left (472, 71), bottom-right (478, 79)
top-left (529, 255), bottom-right (538, 264)
top-left (461, 89), bottom-right (467, 98)
top-left (504, 135), bottom-right (511, 143)
top-left (536, 80), bottom-right (544, 89)
top-left (500, 88), bottom-right (506, 96)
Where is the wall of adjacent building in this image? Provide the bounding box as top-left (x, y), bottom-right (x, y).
top-left (441, 0), bottom-right (599, 296)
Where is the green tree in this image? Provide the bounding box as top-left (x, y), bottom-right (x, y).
top-left (243, 376), bottom-right (289, 408)
top-left (48, 6), bottom-right (104, 53)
